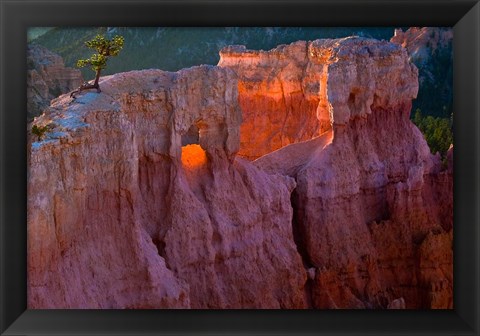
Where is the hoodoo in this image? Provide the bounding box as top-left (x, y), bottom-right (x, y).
top-left (28, 37), bottom-right (452, 309)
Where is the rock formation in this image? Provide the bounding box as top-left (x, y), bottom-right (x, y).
top-left (28, 66), bottom-right (306, 309)
top-left (391, 27), bottom-right (453, 64)
top-left (27, 44), bottom-right (83, 120)
top-left (218, 42), bottom-right (332, 160)
top-left (219, 38), bottom-right (418, 160)
top-left (28, 37), bottom-right (453, 309)
top-left (391, 27), bottom-right (453, 118)
top-left (253, 37), bottom-right (453, 308)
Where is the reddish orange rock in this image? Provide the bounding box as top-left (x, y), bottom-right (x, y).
top-left (218, 42), bottom-right (330, 160)
top-left (255, 37), bottom-right (452, 309)
top-left (28, 66), bottom-right (306, 309)
top-left (28, 37), bottom-right (453, 310)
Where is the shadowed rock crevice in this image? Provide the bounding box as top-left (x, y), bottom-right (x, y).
top-left (289, 186), bottom-right (316, 308)
top-left (290, 187), bottom-right (314, 269)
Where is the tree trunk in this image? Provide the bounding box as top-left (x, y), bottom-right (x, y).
top-left (70, 69), bottom-right (103, 98)
top-left (93, 69), bottom-right (102, 92)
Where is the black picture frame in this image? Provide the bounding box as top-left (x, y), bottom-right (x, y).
top-left (1, 0), bottom-right (479, 335)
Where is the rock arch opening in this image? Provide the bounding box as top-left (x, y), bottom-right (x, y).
top-left (180, 121), bottom-right (208, 171)
top-left (181, 124), bottom-right (200, 146)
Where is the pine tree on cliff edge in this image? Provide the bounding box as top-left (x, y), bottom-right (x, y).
top-left (70, 34), bottom-right (124, 98)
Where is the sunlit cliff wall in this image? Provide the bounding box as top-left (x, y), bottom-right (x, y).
top-left (253, 38), bottom-right (452, 308)
top-left (28, 37), bottom-right (452, 309)
top-left (28, 67), bottom-right (306, 308)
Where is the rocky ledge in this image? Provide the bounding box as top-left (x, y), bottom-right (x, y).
top-left (28, 37), bottom-right (452, 309)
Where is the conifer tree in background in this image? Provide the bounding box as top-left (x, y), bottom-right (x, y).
top-left (412, 108), bottom-right (453, 159)
top-left (70, 34), bottom-right (124, 98)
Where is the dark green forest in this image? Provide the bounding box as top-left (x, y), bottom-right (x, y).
top-left (31, 27), bottom-right (397, 75)
top-left (412, 109), bottom-right (453, 158)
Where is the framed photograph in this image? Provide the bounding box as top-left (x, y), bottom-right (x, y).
top-left (1, 0), bottom-right (479, 335)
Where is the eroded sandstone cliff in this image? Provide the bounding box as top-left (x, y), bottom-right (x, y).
top-left (218, 42), bottom-right (330, 160)
top-left (28, 66), bottom-right (306, 308)
top-left (27, 44), bottom-right (84, 120)
top-left (252, 38), bottom-right (453, 308)
top-left (28, 37), bottom-right (452, 309)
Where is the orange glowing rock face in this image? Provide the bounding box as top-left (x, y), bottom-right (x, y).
top-left (181, 144), bottom-right (208, 170)
top-left (219, 41), bottom-right (332, 160)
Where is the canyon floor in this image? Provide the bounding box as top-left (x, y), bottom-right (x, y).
top-left (27, 36), bottom-right (453, 309)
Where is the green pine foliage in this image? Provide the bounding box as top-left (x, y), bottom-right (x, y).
top-left (412, 108), bottom-right (453, 158)
top-left (76, 34), bottom-right (124, 74)
top-left (31, 123), bottom-right (53, 141)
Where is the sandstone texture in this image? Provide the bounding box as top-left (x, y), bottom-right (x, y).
top-left (28, 66), bottom-right (306, 308)
top-left (218, 38), bottom-right (418, 159)
top-left (28, 37), bottom-right (452, 309)
top-left (255, 37), bottom-right (453, 308)
top-left (219, 42), bottom-right (330, 159)
top-left (27, 44), bottom-right (83, 120)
